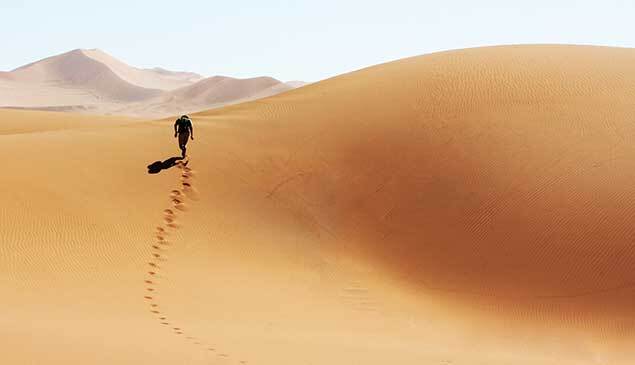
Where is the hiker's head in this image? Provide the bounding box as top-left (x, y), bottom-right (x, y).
top-left (181, 115), bottom-right (189, 120)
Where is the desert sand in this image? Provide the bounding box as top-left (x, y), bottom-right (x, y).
top-left (1, 45), bottom-right (635, 364)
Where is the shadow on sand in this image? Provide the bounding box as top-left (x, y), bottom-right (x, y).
top-left (147, 157), bottom-right (187, 174)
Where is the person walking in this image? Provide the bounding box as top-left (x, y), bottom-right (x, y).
top-left (174, 115), bottom-right (194, 158)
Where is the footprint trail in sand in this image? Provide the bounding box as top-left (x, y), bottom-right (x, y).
top-left (143, 159), bottom-right (245, 364)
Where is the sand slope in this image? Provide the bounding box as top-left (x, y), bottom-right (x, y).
top-left (2, 45), bottom-right (635, 365)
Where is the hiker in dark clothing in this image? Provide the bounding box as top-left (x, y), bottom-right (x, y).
top-left (174, 115), bottom-right (194, 158)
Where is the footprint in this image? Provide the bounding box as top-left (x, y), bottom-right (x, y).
top-left (175, 204), bottom-right (188, 212)
top-left (143, 161), bottom-right (237, 361)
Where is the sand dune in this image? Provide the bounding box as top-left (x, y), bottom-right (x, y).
top-left (168, 76), bottom-right (285, 104)
top-left (7, 49), bottom-right (162, 103)
top-left (2, 45), bottom-right (635, 365)
top-left (117, 76), bottom-right (295, 117)
top-left (0, 50), bottom-right (303, 117)
top-left (81, 49), bottom-right (203, 90)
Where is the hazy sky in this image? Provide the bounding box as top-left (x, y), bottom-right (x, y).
top-left (2, 0), bottom-right (633, 81)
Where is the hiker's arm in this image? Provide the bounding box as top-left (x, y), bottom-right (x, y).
top-left (190, 124), bottom-right (194, 140)
top-left (174, 120), bottom-right (178, 137)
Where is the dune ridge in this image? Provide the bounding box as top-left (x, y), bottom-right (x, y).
top-left (1, 44), bottom-right (635, 364)
top-left (81, 49), bottom-right (204, 90)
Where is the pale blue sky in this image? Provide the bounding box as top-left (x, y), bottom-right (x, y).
top-left (1, 0), bottom-right (633, 81)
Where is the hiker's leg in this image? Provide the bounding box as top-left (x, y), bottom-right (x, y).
top-left (178, 132), bottom-right (189, 157)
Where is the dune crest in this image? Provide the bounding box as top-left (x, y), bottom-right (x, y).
top-left (81, 49), bottom-right (204, 90)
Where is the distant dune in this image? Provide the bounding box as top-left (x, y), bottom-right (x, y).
top-left (0, 49), bottom-right (304, 117)
top-left (2, 45), bottom-right (635, 365)
top-left (10, 49), bottom-right (163, 102)
top-left (171, 76), bottom-right (283, 103)
top-left (81, 49), bottom-right (203, 90)
top-left (116, 75), bottom-right (295, 117)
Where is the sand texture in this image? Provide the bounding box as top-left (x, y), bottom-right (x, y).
top-left (1, 45), bottom-right (635, 364)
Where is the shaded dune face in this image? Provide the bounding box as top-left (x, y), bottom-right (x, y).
top-left (198, 45), bottom-right (635, 327)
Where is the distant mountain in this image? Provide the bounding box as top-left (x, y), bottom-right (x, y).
top-left (0, 49), bottom-right (304, 118)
